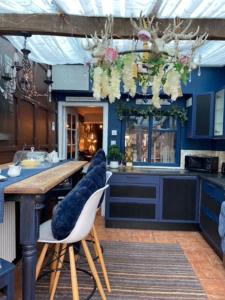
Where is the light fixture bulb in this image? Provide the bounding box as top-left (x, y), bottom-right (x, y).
top-left (47, 68), bottom-right (51, 78)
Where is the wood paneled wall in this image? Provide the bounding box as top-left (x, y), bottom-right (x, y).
top-left (0, 37), bottom-right (57, 163)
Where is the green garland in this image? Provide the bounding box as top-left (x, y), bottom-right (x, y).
top-left (116, 103), bottom-right (188, 125)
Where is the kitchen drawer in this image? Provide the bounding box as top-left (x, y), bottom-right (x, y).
top-left (109, 174), bottom-right (159, 185)
top-left (201, 192), bottom-right (222, 217)
top-left (110, 185), bottom-right (156, 199)
top-left (109, 202), bottom-right (156, 220)
top-left (200, 207), bottom-right (221, 250)
top-left (202, 180), bottom-right (224, 204)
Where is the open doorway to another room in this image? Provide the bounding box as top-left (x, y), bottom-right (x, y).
top-left (66, 106), bottom-right (103, 161)
top-left (58, 101), bottom-right (108, 161)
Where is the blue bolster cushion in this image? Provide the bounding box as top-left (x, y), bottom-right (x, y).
top-left (51, 162), bottom-right (106, 240)
top-left (92, 149), bottom-right (106, 161)
top-left (87, 149), bottom-right (106, 172)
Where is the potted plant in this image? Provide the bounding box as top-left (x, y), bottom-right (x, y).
top-left (107, 145), bottom-right (123, 168)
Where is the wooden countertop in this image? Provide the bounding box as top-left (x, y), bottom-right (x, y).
top-left (4, 160), bottom-right (87, 194)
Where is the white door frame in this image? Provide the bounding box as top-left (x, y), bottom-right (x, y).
top-left (58, 99), bottom-right (108, 160)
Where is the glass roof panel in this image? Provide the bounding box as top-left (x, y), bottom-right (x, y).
top-left (1, 0), bottom-right (225, 66)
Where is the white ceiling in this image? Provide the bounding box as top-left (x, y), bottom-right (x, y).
top-left (1, 0), bottom-right (225, 66)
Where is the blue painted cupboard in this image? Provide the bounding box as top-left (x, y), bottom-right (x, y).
top-left (105, 173), bottom-right (199, 230)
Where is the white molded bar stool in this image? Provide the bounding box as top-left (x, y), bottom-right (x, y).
top-left (91, 171), bottom-right (112, 292)
top-left (36, 185), bottom-right (109, 300)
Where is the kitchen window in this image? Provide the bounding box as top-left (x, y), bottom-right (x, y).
top-left (124, 115), bottom-right (180, 166)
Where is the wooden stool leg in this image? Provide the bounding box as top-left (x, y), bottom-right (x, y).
top-left (49, 244), bottom-right (60, 294)
top-left (49, 243), bottom-right (67, 300)
top-left (36, 243), bottom-right (49, 280)
top-left (92, 225), bottom-right (111, 292)
top-left (81, 240), bottom-right (106, 300)
top-left (69, 245), bottom-right (79, 300)
top-left (92, 234), bottom-right (99, 263)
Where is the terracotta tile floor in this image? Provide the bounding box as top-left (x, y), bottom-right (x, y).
top-left (15, 215), bottom-right (225, 299)
top-left (95, 216), bottom-right (225, 300)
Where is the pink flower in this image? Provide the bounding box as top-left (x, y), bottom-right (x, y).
top-left (138, 30), bottom-right (151, 42)
top-left (104, 47), bottom-right (118, 62)
top-left (180, 55), bottom-right (190, 65)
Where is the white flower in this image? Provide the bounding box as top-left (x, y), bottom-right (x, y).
top-left (163, 69), bottom-right (182, 101)
top-left (151, 67), bottom-right (164, 108)
top-left (123, 55), bottom-right (136, 97)
top-left (109, 67), bottom-right (121, 103)
top-left (93, 66), bottom-right (103, 100)
top-left (101, 70), bottom-right (110, 98)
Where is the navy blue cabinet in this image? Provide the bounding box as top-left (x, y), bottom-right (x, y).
top-left (105, 174), bottom-right (160, 228)
top-left (105, 173), bottom-right (199, 229)
top-left (188, 92), bottom-right (214, 139)
top-left (213, 88), bottom-right (225, 138)
top-left (161, 176), bottom-right (199, 223)
top-left (200, 179), bottom-right (224, 257)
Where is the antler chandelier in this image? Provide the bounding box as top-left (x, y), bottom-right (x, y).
top-left (84, 15), bottom-right (207, 108)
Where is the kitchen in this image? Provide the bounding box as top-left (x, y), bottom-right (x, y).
top-left (0, 1), bottom-right (225, 299)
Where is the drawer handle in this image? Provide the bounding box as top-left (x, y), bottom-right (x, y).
top-left (125, 176), bottom-right (140, 179)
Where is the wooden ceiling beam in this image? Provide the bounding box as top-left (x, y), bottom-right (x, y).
top-left (0, 13), bottom-right (225, 40)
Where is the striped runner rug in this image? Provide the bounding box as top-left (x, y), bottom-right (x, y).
top-left (36, 241), bottom-right (207, 300)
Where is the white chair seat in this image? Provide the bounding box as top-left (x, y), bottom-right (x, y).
top-left (38, 220), bottom-right (61, 243)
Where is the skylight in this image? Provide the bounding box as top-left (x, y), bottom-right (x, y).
top-left (1, 0), bottom-right (225, 66)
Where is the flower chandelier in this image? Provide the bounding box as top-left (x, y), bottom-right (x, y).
top-left (84, 15), bottom-right (207, 108)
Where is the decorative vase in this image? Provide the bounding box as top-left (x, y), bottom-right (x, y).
top-left (110, 161), bottom-right (119, 168)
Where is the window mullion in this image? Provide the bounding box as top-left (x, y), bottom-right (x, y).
top-left (148, 116), bottom-right (153, 163)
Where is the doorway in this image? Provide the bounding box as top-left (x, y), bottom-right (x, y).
top-left (58, 100), bottom-right (108, 160)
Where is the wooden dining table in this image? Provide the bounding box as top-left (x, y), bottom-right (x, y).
top-left (4, 160), bottom-right (87, 300)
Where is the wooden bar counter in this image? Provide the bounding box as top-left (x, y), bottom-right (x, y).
top-left (4, 160), bottom-right (87, 300)
top-left (4, 161), bottom-right (86, 194)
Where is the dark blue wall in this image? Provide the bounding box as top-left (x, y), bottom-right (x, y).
top-left (108, 66), bottom-right (225, 152)
top-left (182, 67), bottom-right (225, 94)
top-left (54, 67), bottom-right (225, 153)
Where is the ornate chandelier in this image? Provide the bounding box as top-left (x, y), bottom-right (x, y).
top-left (84, 15), bottom-right (207, 108)
top-left (15, 36), bottom-right (53, 101)
top-left (1, 36), bottom-right (53, 101)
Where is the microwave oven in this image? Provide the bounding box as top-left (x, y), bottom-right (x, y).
top-left (184, 155), bottom-right (219, 173)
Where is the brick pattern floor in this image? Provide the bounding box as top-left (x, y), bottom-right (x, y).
top-left (15, 215), bottom-right (225, 299)
top-left (95, 216), bottom-right (225, 300)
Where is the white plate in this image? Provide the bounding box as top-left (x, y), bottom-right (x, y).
top-left (0, 175), bottom-right (7, 181)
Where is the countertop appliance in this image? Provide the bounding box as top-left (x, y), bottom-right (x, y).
top-left (185, 155), bottom-right (219, 173)
top-left (221, 162), bottom-right (225, 175)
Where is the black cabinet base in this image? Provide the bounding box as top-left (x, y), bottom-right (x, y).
top-left (200, 229), bottom-right (223, 259)
top-left (105, 220), bottom-right (199, 231)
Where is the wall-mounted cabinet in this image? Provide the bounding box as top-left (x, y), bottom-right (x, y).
top-left (213, 89), bottom-right (225, 138)
top-left (189, 92), bottom-right (214, 139)
top-left (187, 90), bottom-right (225, 140)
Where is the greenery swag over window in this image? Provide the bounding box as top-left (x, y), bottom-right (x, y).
top-left (116, 103), bottom-right (188, 125)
